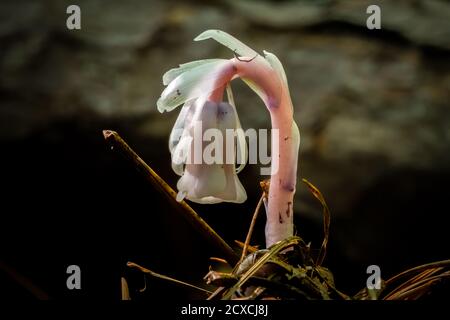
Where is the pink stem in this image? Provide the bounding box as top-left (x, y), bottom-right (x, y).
top-left (217, 58), bottom-right (299, 247)
top-left (207, 86), bottom-right (225, 102)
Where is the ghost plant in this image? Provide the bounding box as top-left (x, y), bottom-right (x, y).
top-left (157, 30), bottom-right (300, 248)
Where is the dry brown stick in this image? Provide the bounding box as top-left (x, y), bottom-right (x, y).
top-left (103, 130), bottom-right (239, 265)
top-left (121, 277), bottom-right (131, 300)
top-left (384, 259), bottom-right (450, 286)
top-left (127, 262), bottom-right (212, 294)
top-left (383, 268), bottom-right (436, 299)
top-left (234, 240), bottom-right (258, 253)
top-left (384, 271), bottom-right (450, 300)
top-left (387, 279), bottom-right (440, 300)
top-left (302, 179), bottom-right (330, 266)
top-left (207, 286), bottom-right (227, 300)
top-left (382, 260), bottom-right (450, 300)
top-left (239, 192), bottom-right (265, 264)
top-left (388, 267), bottom-right (442, 297)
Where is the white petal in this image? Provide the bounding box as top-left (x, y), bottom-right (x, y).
top-left (234, 127), bottom-right (247, 174)
top-left (178, 164), bottom-right (247, 204)
top-left (168, 100), bottom-right (195, 153)
top-left (163, 59), bottom-right (223, 85)
top-left (231, 171), bottom-right (247, 203)
top-left (225, 83), bottom-right (236, 107)
top-left (194, 164), bottom-right (227, 198)
top-left (263, 50), bottom-right (289, 88)
top-left (219, 164), bottom-right (247, 204)
top-left (216, 102), bottom-right (235, 130)
top-left (199, 100), bottom-right (220, 129)
top-left (177, 164), bottom-right (227, 204)
top-left (176, 191), bottom-right (186, 202)
top-left (157, 59), bottom-right (232, 113)
top-left (172, 97), bottom-right (248, 205)
top-left (194, 29), bottom-right (258, 58)
top-left (292, 119), bottom-right (301, 150)
top-left (226, 85), bottom-right (247, 173)
top-left (263, 197), bottom-right (268, 213)
top-left (171, 135), bottom-right (192, 176)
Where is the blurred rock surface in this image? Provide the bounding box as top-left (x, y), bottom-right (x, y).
top-left (1, 0), bottom-right (449, 269)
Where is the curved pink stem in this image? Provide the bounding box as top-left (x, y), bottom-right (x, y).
top-left (215, 58), bottom-right (300, 247)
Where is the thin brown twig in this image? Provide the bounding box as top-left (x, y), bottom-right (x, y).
top-left (302, 179), bottom-right (330, 266)
top-left (234, 240), bottom-right (258, 253)
top-left (384, 259), bottom-right (450, 286)
top-left (384, 271), bottom-right (450, 300)
top-left (103, 130), bottom-right (239, 265)
top-left (121, 277), bottom-right (131, 300)
top-left (385, 267), bottom-right (443, 298)
top-left (388, 279), bottom-right (440, 300)
top-left (409, 268), bottom-right (442, 283)
top-left (239, 192), bottom-right (265, 264)
top-left (207, 286), bottom-right (227, 300)
top-left (127, 261), bottom-right (213, 294)
top-left (383, 269), bottom-right (433, 299)
top-left (209, 257), bottom-right (229, 265)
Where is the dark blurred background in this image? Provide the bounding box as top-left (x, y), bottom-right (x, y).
top-left (0, 0), bottom-right (449, 300)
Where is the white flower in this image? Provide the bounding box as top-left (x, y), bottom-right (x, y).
top-left (157, 30), bottom-right (301, 249)
top-left (171, 95), bottom-right (247, 204)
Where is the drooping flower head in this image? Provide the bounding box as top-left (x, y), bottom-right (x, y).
top-left (169, 93), bottom-right (247, 204)
top-left (157, 30), bottom-right (300, 247)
